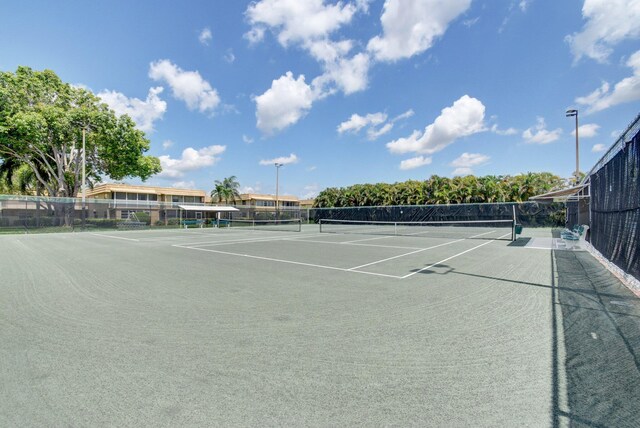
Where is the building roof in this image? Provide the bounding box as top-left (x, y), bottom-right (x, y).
top-left (239, 193), bottom-right (299, 202)
top-left (529, 184), bottom-right (588, 201)
top-left (88, 183), bottom-right (206, 197)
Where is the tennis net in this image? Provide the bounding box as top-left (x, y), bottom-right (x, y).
top-left (318, 219), bottom-right (515, 240)
top-left (226, 218), bottom-right (302, 232)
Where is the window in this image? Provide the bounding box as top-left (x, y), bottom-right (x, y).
top-left (148, 194), bottom-right (157, 201)
top-left (115, 192), bottom-right (126, 200)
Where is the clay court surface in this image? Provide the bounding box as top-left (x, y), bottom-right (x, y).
top-left (1, 225), bottom-right (639, 426)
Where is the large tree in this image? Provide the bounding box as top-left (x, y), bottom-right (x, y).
top-left (0, 66), bottom-right (161, 199)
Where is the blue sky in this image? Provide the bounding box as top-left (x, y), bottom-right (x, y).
top-left (1, 0), bottom-right (639, 198)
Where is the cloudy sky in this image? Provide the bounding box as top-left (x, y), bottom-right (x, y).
top-left (2, 0), bottom-right (639, 198)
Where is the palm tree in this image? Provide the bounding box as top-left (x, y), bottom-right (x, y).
top-left (210, 176), bottom-right (241, 205)
top-left (210, 182), bottom-right (226, 204)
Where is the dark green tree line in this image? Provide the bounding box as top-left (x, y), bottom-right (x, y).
top-left (313, 173), bottom-right (564, 208)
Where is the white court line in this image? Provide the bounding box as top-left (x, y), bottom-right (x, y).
top-left (401, 232), bottom-right (511, 279)
top-left (341, 235), bottom-right (400, 244)
top-left (89, 233), bottom-right (139, 242)
top-left (335, 228), bottom-right (501, 243)
top-left (283, 238), bottom-right (425, 250)
top-left (347, 239), bottom-right (465, 271)
top-left (172, 244), bottom-right (404, 279)
top-left (179, 232), bottom-right (326, 248)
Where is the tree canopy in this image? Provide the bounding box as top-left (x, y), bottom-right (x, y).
top-left (0, 66), bottom-right (161, 198)
top-left (313, 173), bottom-right (564, 208)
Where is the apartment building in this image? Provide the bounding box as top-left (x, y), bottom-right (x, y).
top-left (84, 183), bottom-right (208, 224)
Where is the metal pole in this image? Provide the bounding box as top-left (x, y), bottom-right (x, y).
top-left (566, 109), bottom-right (579, 185)
top-left (275, 163), bottom-right (282, 221)
top-left (82, 128), bottom-right (86, 229)
top-left (512, 205), bottom-right (517, 241)
top-left (574, 111), bottom-right (579, 182)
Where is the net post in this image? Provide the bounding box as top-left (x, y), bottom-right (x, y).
top-left (512, 205), bottom-right (517, 241)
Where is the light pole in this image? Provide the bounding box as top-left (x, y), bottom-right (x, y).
top-left (275, 162), bottom-right (283, 221)
top-left (82, 127), bottom-right (87, 228)
top-left (566, 109), bottom-right (579, 184)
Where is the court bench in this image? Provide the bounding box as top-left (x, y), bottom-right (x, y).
top-left (561, 224), bottom-right (589, 248)
top-left (181, 219), bottom-right (204, 229)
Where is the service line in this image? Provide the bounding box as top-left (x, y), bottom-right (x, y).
top-left (401, 232), bottom-right (511, 279)
top-left (172, 244), bottom-right (404, 279)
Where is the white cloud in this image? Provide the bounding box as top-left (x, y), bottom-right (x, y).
top-left (302, 183), bottom-right (320, 199)
top-left (393, 109), bottom-right (415, 121)
top-left (242, 134), bottom-right (254, 144)
top-left (452, 167), bottom-right (473, 176)
top-left (240, 183), bottom-right (262, 194)
top-left (307, 165), bottom-right (317, 171)
top-left (338, 112), bottom-right (387, 134)
top-left (149, 59), bottom-right (220, 113)
top-left (490, 124), bottom-right (518, 136)
top-left (173, 181), bottom-right (196, 189)
top-left (97, 87), bottom-right (166, 132)
top-left (245, 0), bottom-right (372, 126)
top-left (573, 123), bottom-right (600, 138)
top-left (592, 143), bottom-right (607, 152)
top-left (566, 0), bottom-right (640, 63)
top-left (519, 0), bottom-right (531, 12)
top-left (575, 50), bottom-right (640, 112)
top-left (223, 49), bottom-right (236, 63)
top-left (199, 28), bottom-right (212, 45)
top-left (387, 95), bottom-right (486, 155)
top-left (367, 122), bottom-right (394, 140)
top-left (338, 109), bottom-right (414, 141)
top-left (245, 0), bottom-right (360, 47)
top-left (259, 153), bottom-right (299, 165)
top-left (244, 26), bottom-right (266, 44)
top-left (463, 17), bottom-right (480, 28)
top-left (450, 152), bottom-right (490, 175)
top-left (522, 117), bottom-right (562, 144)
top-left (312, 51), bottom-right (371, 95)
top-left (254, 72), bottom-right (315, 134)
top-left (367, 0), bottom-right (472, 62)
top-left (399, 156), bottom-right (432, 170)
top-left (158, 145), bottom-right (226, 178)
top-left (162, 140), bottom-right (173, 150)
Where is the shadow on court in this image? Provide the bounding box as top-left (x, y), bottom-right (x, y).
top-left (410, 248), bottom-right (640, 427)
top-left (551, 249), bottom-right (640, 427)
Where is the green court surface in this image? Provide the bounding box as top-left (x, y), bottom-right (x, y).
top-left (1, 225), bottom-right (639, 426)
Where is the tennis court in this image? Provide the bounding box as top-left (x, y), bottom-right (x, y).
top-left (1, 224), bottom-right (639, 426)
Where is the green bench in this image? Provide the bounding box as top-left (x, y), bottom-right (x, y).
top-left (181, 219), bottom-right (204, 229)
top-left (561, 224), bottom-right (589, 248)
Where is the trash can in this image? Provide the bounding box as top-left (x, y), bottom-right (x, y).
top-left (515, 224), bottom-right (523, 235)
